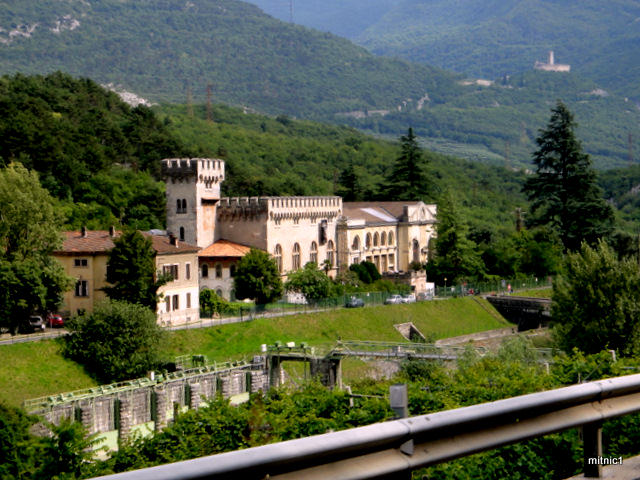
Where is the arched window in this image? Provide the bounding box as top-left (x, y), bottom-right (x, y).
top-left (274, 244), bottom-right (283, 273)
top-left (352, 236), bottom-right (360, 251)
top-left (215, 263), bottom-right (222, 279)
top-left (373, 232), bottom-right (379, 247)
top-left (201, 264), bottom-right (209, 278)
top-left (176, 199), bottom-right (182, 213)
top-left (215, 289), bottom-right (223, 297)
top-left (292, 243), bottom-right (301, 270)
top-left (365, 233), bottom-right (372, 249)
top-left (326, 240), bottom-right (335, 267)
top-left (388, 231), bottom-right (394, 246)
top-left (230, 264), bottom-right (236, 277)
top-left (310, 241), bottom-right (318, 264)
top-left (412, 239), bottom-right (420, 263)
top-left (182, 199), bottom-right (187, 212)
top-left (381, 232), bottom-right (387, 246)
top-left (179, 226), bottom-right (185, 241)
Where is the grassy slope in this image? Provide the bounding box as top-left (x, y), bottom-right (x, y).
top-left (0, 298), bottom-right (508, 407)
top-left (0, 340), bottom-right (98, 407)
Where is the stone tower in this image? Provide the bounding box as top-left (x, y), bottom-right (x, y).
top-left (161, 158), bottom-right (225, 248)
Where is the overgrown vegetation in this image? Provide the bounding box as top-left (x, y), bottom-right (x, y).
top-left (5, 341), bottom-right (640, 479)
top-left (63, 300), bottom-right (166, 383)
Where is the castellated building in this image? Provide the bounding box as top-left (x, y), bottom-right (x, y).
top-left (163, 158), bottom-right (437, 301)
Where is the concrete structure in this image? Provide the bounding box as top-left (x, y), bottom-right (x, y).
top-left (534, 50), bottom-right (570, 72)
top-left (162, 158), bottom-right (437, 298)
top-left (53, 229), bottom-right (200, 324)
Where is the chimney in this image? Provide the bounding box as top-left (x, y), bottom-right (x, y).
top-left (109, 225), bottom-right (116, 237)
top-left (81, 226), bottom-right (87, 238)
top-left (169, 234), bottom-right (178, 247)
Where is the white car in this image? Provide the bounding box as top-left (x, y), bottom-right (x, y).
top-left (384, 295), bottom-right (404, 305)
top-left (402, 294), bottom-right (416, 303)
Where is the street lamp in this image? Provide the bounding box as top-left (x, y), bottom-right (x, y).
top-left (444, 277), bottom-right (447, 295)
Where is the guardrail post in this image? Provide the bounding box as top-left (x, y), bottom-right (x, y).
top-left (583, 422), bottom-right (603, 478)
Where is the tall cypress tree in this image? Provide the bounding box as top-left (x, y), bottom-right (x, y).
top-left (523, 102), bottom-right (613, 251)
top-left (380, 127), bottom-right (430, 201)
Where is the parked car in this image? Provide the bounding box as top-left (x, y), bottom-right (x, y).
top-left (416, 292), bottom-right (434, 301)
top-left (402, 294), bottom-right (416, 303)
top-left (46, 313), bottom-right (64, 328)
top-left (19, 315), bottom-right (45, 333)
top-left (345, 296), bottom-right (365, 308)
top-left (384, 295), bottom-right (404, 305)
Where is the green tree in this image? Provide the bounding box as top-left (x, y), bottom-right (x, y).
top-left (552, 240), bottom-right (640, 356)
top-left (0, 403), bottom-right (39, 480)
top-left (104, 229), bottom-right (167, 310)
top-left (336, 160), bottom-right (362, 201)
top-left (380, 127), bottom-right (431, 201)
top-left (0, 163), bottom-right (71, 333)
top-left (199, 289), bottom-right (228, 317)
top-left (427, 190), bottom-right (485, 284)
top-left (233, 249), bottom-right (283, 305)
top-left (63, 300), bottom-right (166, 383)
top-left (285, 262), bottom-right (333, 303)
top-left (523, 101), bottom-right (614, 251)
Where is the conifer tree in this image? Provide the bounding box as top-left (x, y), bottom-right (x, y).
top-left (523, 102), bottom-right (614, 251)
top-left (104, 229), bottom-right (166, 309)
top-left (380, 127), bottom-right (430, 201)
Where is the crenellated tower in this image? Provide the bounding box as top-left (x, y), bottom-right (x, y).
top-left (161, 158), bottom-right (225, 248)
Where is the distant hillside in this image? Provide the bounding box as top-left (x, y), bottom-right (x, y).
top-left (0, 0), bottom-right (457, 117)
top-left (250, 0), bottom-right (640, 100)
top-left (1, 0), bottom-right (637, 168)
top-left (340, 70), bottom-right (640, 170)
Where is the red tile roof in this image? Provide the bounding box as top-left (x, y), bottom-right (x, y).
top-left (199, 239), bottom-right (252, 258)
top-left (56, 230), bottom-right (118, 254)
top-left (55, 230), bottom-right (199, 255)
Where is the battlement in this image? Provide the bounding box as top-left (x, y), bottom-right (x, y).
top-left (161, 158), bottom-right (225, 183)
top-left (217, 196), bottom-right (342, 222)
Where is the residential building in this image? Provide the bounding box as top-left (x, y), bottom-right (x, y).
top-left (53, 228), bottom-right (200, 325)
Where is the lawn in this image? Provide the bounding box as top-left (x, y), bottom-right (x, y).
top-left (0, 297), bottom-right (509, 407)
top-left (0, 339), bottom-right (97, 407)
top-left (164, 297), bottom-right (509, 361)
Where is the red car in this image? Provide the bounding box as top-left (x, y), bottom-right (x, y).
top-left (46, 313), bottom-right (64, 328)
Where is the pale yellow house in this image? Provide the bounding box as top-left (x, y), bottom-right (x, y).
top-left (53, 228), bottom-right (200, 325)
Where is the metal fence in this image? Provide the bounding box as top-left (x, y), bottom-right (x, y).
top-left (435, 275), bottom-right (552, 298)
top-left (91, 373), bottom-right (640, 480)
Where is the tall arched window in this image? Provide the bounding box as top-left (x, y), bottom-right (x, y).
top-left (352, 236), bottom-right (360, 251)
top-left (292, 243), bottom-right (301, 270)
top-left (326, 240), bottom-right (335, 267)
top-left (388, 231), bottom-right (395, 246)
top-left (310, 241), bottom-right (318, 264)
top-left (179, 226), bottom-right (185, 241)
top-left (176, 199), bottom-right (182, 213)
top-left (215, 263), bottom-right (222, 278)
top-left (182, 199), bottom-right (187, 212)
top-left (274, 244), bottom-right (283, 273)
top-left (373, 232), bottom-right (379, 247)
top-left (381, 232), bottom-right (387, 246)
top-left (365, 233), bottom-right (372, 249)
top-left (201, 264), bottom-right (209, 278)
top-left (412, 239), bottom-right (420, 263)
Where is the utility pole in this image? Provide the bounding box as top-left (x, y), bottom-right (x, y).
top-left (289, 0), bottom-right (294, 22)
top-left (186, 84), bottom-right (194, 118)
top-left (206, 83), bottom-right (213, 123)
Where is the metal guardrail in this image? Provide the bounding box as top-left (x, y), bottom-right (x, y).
top-left (91, 373), bottom-right (640, 480)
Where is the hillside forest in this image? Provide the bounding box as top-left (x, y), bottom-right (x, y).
top-left (0, 0), bottom-right (638, 168)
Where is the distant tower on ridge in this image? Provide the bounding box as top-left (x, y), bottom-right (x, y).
top-left (534, 50), bottom-right (570, 72)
